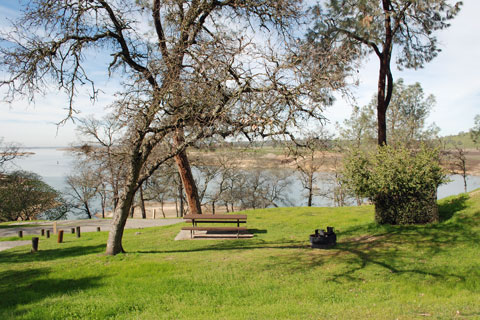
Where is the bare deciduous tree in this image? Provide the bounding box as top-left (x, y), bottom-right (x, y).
top-left (446, 145), bottom-right (468, 193)
top-left (65, 163), bottom-right (101, 219)
top-left (0, 138), bottom-right (26, 173)
top-left (1, 1), bottom-right (343, 255)
top-left (290, 128), bottom-right (334, 207)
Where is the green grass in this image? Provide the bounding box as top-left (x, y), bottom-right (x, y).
top-left (1, 194), bottom-right (480, 319)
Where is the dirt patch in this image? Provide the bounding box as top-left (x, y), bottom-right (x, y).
top-left (0, 240), bottom-right (31, 252)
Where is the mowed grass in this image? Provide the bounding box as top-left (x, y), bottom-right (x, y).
top-left (1, 193), bottom-right (480, 319)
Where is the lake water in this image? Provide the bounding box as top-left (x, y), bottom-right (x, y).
top-left (10, 148), bottom-right (480, 210)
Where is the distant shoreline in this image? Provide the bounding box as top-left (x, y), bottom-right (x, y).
top-left (0, 151), bottom-right (35, 156)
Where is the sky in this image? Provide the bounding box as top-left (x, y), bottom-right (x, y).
top-left (0, 0), bottom-right (479, 147)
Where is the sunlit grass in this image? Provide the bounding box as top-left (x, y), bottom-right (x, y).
top-left (1, 193), bottom-right (479, 319)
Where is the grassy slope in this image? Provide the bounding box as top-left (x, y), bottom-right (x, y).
top-left (441, 132), bottom-right (477, 149)
top-left (1, 194), bottom-right (479, 320)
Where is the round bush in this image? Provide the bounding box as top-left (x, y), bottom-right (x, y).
top-left (342, 145), bottom-right (447, 225)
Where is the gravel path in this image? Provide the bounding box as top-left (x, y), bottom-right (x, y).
top-left (0, 218), bottom-right (182, 251)
top-left (0, 241), bottom-right (31, 252)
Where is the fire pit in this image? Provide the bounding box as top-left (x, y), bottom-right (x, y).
top-left (310, 226), bottom-right (336, 249)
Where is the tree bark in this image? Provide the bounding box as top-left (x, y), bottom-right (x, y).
top-left (106, 149), bottom-right (143, 255)
top-left (84, 202), bottom-right (92, 219)
top-left (105, 184), bottom-right (137, 255)
top-left (173, 130), bottom-right (202, 215)
top-left (139, 185), bottom-right (147, 219)
top-left (377, 0), bottom-right (394, 146)
top-left (376, 57), bottom-right (393, 146)
top-left (307, 173), bottom-right (314, 207)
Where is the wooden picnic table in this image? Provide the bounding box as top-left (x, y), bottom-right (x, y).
top-left (182, 214), bottom-right (248, 238)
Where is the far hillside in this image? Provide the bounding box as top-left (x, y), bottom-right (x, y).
top-left (441, 131), bottom-right (477, 149)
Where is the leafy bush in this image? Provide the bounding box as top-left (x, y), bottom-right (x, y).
top-left (342, 145), bottom-right (447, 224)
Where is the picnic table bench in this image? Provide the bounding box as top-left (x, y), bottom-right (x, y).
top-left (182, 214), bottom-right (247, 238)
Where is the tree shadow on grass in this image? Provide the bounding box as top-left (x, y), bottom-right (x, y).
top-left (313, 205), bottom-right (480, 284)
top-left (231, 195), bottom-right (478, 282)
top-left (0, 268), bottom-right (103, 319)
top-left (138, 194), bottom-right (479, 285)
top-left (136, 238), bottom-right (306, 255)
top-left (252, 213), bottom-right (479, 283)
top-left (438, 193), bottom-right (469, 222)
top-left (0, 244), bottom-right (105, 264)
top-left (249, 228), bottom-right (268, 234)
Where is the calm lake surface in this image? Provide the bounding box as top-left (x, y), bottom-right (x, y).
top-left (12, 148), bottom-right (480, 210)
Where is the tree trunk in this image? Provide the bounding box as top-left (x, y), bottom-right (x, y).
top-left (105, 187), bottom-right (136, 255)
top-left (160, 200), bottom-right (166, 218)
top-left (85, 202), bottom-right (92, 219)
top-left (106, 148), bottom-right (144, 255)
top-left (174, 130), bottom-right (202, 215)
top-left (377, 101), bottom-right (387, 145)
top-left (178, 174), bottom-right (184, 217)
top-left (377, 59), bottom-right (388, 146)
top-left (175, 194), bottom-right (179, 217)
top-left (101, 195), bottom-right (106, 219)
top-left (377, 1), bottom-right (394, 146)
top-left (139, 185), bottom-right (147, 219)
top-left (307, 173), bottom-right (314, 207)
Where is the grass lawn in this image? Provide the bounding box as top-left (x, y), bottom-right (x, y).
top-left (1, 193), bottom-right (479, 319)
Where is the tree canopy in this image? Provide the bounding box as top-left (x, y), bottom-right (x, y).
top-left (339, 79), bottom-right (439, 148)
top-left (0, 0), bottom-right (345, 255)
top-left (0, 171), bottom-right (66, 222)
top-left (311, 0), bottom-right (462, 145)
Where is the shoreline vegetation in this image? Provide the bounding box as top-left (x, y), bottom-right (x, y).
top-left (0, 151), bottom-right (34, 156)
top-left (59, 145), bottom-right (480, 175)
top-left (190, 148), bottom-right (480, 175)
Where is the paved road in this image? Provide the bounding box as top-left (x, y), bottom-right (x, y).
top-left (0, 218), bottom-right (183, 251)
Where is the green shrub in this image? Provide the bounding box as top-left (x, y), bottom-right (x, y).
top-left (342, 145), bottom-right (447, 224)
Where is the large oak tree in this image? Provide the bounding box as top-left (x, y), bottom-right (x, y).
top-left (1, 1), bottom-right (344, 255)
